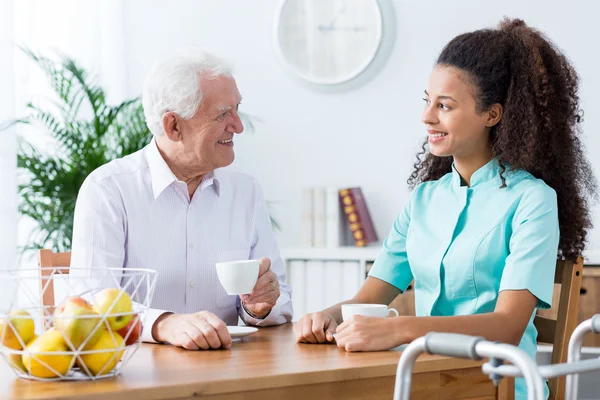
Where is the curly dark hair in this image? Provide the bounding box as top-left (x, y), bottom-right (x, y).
top-left (407, 18), bottom-right (597, 260)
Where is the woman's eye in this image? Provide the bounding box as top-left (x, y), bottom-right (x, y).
top-left (422, 98), bottom-right (430, 105)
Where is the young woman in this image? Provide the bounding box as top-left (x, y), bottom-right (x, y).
top-left (294, 18), bottom-right (597, 399)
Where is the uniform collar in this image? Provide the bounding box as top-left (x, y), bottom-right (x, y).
top-left (451, 158), bottom-right (505, 189)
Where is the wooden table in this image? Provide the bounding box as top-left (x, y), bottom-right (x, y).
top-left (0, 324), bottom-right (513, 400)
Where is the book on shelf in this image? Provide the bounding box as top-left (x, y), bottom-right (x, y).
top-left (301, 188), bottom-right (314, 247)
top-left (313, 187), bottom-right (326, 248)
top-left (325, 186), bottom-right (342, 248)
top-left (300, 186), bottom-right (378, 248)
top-left (300, 186), bottom-right (348, 248)
top-left (339, 187), bottom-right (378, 247)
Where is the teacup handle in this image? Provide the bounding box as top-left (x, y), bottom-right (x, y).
top-left (388, 308), bottom-right (399, 317)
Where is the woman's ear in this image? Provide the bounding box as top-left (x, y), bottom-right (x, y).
top-left (486, 103), bottom-right (503, 127)
top-left (162, 112), bottom-right (183, 141)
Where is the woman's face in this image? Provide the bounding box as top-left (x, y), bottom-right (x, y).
top-left (422, 65), bottom-right (495, 160)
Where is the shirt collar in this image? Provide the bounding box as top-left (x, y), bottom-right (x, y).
top-left (145, 139), bottom-right (221, 199)
top-left (451, 158), bottom-right (505, 189)
top-left (200, 169), bottom-right (221, 196)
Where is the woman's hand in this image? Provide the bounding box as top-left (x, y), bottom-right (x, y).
top-left (294, 311), bottom-right (338, 343)
top-left (335, 315), bottom-right (404, 352)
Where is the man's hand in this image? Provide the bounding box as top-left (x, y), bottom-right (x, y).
top-left (293, 311), bottom-right (338, 343)
top-left (152, 311), bottom-right (232, 350)
top-left (240, 257), bottom-right (280, 318)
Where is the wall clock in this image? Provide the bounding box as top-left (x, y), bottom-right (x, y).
top-left (275, 0), bottom-right (387, 86)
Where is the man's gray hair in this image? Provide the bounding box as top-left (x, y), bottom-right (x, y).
top-left (142, 49), bottom-right (233, 137)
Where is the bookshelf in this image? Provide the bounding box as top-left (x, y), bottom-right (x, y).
top-left (280, 246), bottom-right (380, 263)
top-left (280, 246), bottom-right (380, 320)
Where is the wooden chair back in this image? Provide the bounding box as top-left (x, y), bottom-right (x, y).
top-left (534, 257), bottom-right (584, 400)
top-left (38, 249), bottom-right (72, 311)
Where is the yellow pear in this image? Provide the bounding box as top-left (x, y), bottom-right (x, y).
top-left (8, 352), bottom-right (26, 373)
top-left (79, 329), bottom-right (124, 376)
top-left (8, 334), bottom-right (37, 373)
top-left (93, 289), bottom-right (133, 331)
top-left (54, 297), bottom-right (103, 350)
top-left (22, 328), bottom-right (74, 378)
top-left (0, 309), bottom-right (35, 350)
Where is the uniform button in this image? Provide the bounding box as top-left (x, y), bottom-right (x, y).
top-left (189, 243), bottom-right (194, 249)
top-left (190, 281), bottom-right (195, 288)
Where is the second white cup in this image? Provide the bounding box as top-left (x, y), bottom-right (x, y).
top-left (215, 259), bottom-right (259, 295)
top-left (341, 304), bottom-right (399, 321)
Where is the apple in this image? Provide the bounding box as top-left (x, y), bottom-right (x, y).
top-left (23, 328), bottom-right (74, 378)
top-left (116, 315), bottom-right (142, 346)
top-left (53, 297), bottom-right (103, 350)
top-left (0, 309), bottom-right (35, 350)
top-left (79, 329), bottom-right (124, 376)
top-left (93, 288), bottom-right (133, 331)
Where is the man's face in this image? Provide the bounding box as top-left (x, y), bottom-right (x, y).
top-left (178, 75), bottom-right (244, 171)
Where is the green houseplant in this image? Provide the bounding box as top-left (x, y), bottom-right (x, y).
top-left (5, 49), bottom-right (152, 252)
top-left (4, 49), bottom-right (275, 253)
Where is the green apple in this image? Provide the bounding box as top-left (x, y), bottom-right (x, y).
top-left (93, 289), bottom-right (133, 331)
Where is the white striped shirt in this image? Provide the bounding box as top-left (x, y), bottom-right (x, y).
top-left (71, 139), bottom-right (292, 343)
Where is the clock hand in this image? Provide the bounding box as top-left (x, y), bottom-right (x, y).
top-left (326, 4), bottom-right (347, 28)
top-left (317, 26), bottom-right (367, 32)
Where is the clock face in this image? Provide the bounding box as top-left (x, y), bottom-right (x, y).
top-left (276, 0), bottom-right (383, 85)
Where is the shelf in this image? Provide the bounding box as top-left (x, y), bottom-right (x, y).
top-left (280, 246), bottom-right (380, 262)
top-left (280, 248), bottom-right (600, 267)
top-left (583, 250), bottom-right (600, 266)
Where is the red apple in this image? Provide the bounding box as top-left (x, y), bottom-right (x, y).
top-left (54, 297), bottom-right (103, 349)
top-left (117, 315), bottom-right (142, 345)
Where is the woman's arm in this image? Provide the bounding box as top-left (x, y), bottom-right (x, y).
top-left (323, 277), bottom-right (402, 323)
top-left (335, 288), bottom-right (538, 351)
top-left (397, 289), bottom-right (537, 346)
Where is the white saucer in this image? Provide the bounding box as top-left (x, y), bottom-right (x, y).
top-left (227, 326), bottom-right (258, 339)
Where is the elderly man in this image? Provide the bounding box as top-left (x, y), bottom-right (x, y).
top-left (71, 49), bottom-right (292, 350)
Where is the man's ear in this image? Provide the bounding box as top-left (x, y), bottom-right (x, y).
top-left (162, 112), bottom-right (183, 141)
top-left (485, 103), bottom-right (503, 127)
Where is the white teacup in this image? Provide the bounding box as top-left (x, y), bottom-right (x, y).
top-left (215, 259), bottom-right (259, 295)
top-left (341, 304), bottom-right (399, 321)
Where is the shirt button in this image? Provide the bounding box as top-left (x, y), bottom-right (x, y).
top-left (190, 281), bottom-right (195, 288)
top-left (189, 243), bottom-right (194, 249)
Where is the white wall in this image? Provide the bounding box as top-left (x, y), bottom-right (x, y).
top-left (0, 0), bottom-right (17, 307)
top-left (12, 0), bottom-right (128, 271)
top-left (10, 1), bottom-right (600, 259)
top-left (120, 0), bottom-right (600, 255)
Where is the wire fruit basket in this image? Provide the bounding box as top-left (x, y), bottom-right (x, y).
top-left (0, 267), bottom-right (157, 381)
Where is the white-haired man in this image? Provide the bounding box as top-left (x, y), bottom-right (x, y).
top-left (71, 50), bottom-right (292, 350)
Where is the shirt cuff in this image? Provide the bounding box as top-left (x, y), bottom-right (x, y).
top-left (141, 308), bottom-right (173, 344)
top-left (239, 301), bottom-right (281, 327)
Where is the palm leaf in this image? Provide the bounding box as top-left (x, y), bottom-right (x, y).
top-left (3, 49), bottom-right (152, 251)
